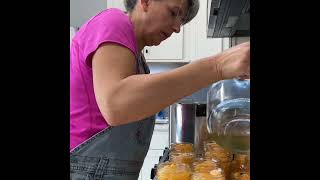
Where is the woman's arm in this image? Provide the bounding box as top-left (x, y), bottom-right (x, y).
top-left (92, 42), bottom-right (250, 126)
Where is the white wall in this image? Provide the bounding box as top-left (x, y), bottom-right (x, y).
top-left (70, 0), bottom-right (107, 28)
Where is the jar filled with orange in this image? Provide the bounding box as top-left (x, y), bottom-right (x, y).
top-left (171, 143), bottom-right (194, 153)
top-left (192, 158), bottom-right (219, 173)
top-left (191, 168), bottom-right (226, 180)
top-left (169, 152), bottom-right (195, 166)
top-left (156, 161), bottom-right (192, 180)
top-left (204, 141), bottom-right (232, 179)
top-left (230, 154), bottom-right (250, 180)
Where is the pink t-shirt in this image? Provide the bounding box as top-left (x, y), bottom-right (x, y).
top-left (70, 8), bottom-right (138, 150)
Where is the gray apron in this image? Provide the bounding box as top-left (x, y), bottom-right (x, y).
top-left (70, 53), bottom-right (155, 180)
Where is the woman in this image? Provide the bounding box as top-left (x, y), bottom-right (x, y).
top-left (70, 0), bottom-right (250, 179)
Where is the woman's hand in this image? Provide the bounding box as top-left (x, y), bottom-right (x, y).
top-left (215, 41), bottom-right (250, 80)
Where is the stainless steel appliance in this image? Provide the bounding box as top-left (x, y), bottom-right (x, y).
top-left (207, 0), bottom-right (250, 38)
top-left (169, 102), bottom-right (207, 156)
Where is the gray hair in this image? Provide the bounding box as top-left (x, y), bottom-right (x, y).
top-left (124, 0), bottom-right (199, 25)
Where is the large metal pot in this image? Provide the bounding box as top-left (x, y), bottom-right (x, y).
top-left (169, 102), bottom-right (207, 156)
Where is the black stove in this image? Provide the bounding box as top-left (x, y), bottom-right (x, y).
top-left (150, 147), bottom-right (170, 179)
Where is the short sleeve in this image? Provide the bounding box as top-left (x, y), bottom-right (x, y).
top-left (78, 8), bottom-right (138, 67)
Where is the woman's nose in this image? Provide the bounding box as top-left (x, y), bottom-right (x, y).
top-left (172, 23), bottom-right (181, 33)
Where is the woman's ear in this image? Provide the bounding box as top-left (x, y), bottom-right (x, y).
top-left (140, 0), bottom-right (150, 12)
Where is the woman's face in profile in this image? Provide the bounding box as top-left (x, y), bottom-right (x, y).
top-left (142, 0), bottom-right (188, 46)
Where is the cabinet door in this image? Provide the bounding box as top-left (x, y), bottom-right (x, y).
top-left (144, 27), bottom-right (184, 61)
top-left (141, 150), bottom-right (164, 180)
top-left (191, 0), bottom-right (223, 61)
top-left (149, 130), bottom-right (169, 150)
top-left (138, 171), bottom-right (142, 180)
top-left (107, 0), bottom-right (125, 10)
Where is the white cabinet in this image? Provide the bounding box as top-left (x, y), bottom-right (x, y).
top-left (145, 0), bottom-right (227, 62)
top-left (144, 28), bottom-right (185, 62)
top-left (70, 27), bottom-right (76, 45)
top-left (231, 37), bottom-right (250, 46)
top-left (149, 124), bottom-right (169, 150)
top-left (140, 123), bottom-right (169, 180)
top-left (141, 150), bottom-right (164, 180)
top-left (189, 0), bottom-right (225, 61)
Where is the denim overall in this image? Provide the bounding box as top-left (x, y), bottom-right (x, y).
top-left (70, 53), bottom-right (155, 180)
